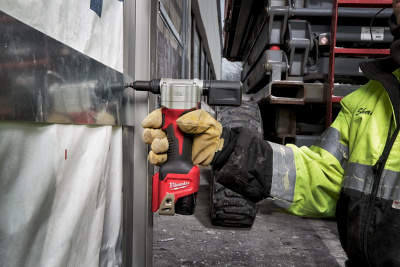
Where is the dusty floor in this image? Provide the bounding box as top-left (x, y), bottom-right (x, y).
top-left (153, 167), bottom-right (347, 267)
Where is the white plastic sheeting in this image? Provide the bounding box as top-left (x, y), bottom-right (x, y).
top-left (0, 0), bottom-right (124, 72)
top-left (0, 122), bottom-right (123, 267)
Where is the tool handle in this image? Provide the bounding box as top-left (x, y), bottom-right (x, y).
top-left (160, 108), bottom-right (193, 178)
top-left (152, 108), bottom-right (199, 215)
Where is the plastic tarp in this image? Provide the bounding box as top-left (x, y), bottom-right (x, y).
top-left (0, 0), bottom-right (124, 72)
top-left (0, 122), bottom-right (123, 267)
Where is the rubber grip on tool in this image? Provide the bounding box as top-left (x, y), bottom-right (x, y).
top-left (151, 108), bottom-right (200, 215)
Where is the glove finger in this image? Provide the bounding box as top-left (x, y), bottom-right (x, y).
top-left (142, 128), bottom-right (167, 144)
top-left (151, 138), bottom-right (169, 154)
top-left (142, 108), bottom-right (163, 128)
top-left (148, 151), bottom-right (167, 166)
top-left (177, 109), bottom-right (222, 135)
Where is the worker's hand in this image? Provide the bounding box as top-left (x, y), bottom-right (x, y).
top-left (142, 108), bottom-right (169, 165)
top-left (141, 108), bottom-right (224, 166)
top-left (177, 109), bottom-right (224, 166)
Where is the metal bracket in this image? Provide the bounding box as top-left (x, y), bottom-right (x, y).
top-left (286, 20), bottom-right (313, 79)
top-left (267, 3), bottom-right (289, 45)
top-left (158, 193), bottom-right (175, 215)
top-left (264, 50), bottom-right (289, 83)
top-left (252, 80), bottom-right (305, 105)
top-left (243, 49), bottom-right (288, 94)
top-left (273, 107), bottom-right (297, 145)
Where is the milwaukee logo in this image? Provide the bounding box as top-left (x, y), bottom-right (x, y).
top-left (169, 181), bottom-right (190, 190)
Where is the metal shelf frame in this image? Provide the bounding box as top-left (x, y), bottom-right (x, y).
top-left (326, 0), bottom-right (392, 126)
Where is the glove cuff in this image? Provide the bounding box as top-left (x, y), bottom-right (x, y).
top-left (210, 127), bottom-right (237, 168)
top-left (212, 127), bottom-right (272, 203)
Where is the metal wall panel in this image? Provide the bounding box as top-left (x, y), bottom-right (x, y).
top-left (0, 11), bottom-right (133, 126)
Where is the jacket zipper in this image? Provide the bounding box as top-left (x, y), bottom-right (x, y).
top-left (361, 116), bottom-right (399, 266)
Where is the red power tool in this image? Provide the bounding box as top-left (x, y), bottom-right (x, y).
top-left (127, 78), bottom-right (242, 215)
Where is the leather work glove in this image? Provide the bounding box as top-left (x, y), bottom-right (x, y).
top-left (141, 108), bottom-right (168, 165)
top-left (141, 108), bottom-right (224, 166)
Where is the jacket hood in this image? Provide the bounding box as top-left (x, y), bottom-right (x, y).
top-left (360, 14), bottom-right (400, 79)
top-left (389, 13), bottom-right (400, 66)
top-left (359, 57), bottom-right (400, 126)
top-left (389, 13), bottom-right (400, 41)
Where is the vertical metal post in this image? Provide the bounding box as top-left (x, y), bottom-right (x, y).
top-left (133, 0), bottom-right (152, 266)
top-left (122, 1), bottom-right (136, 267)
top-left (122, 126), bottom-right (135, 267)
top-left (123, 0), bottom-right (155, 266)
top-left (327, 0), bottom-right (339, 127)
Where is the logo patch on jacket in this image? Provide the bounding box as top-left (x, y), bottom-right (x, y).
top-left (356, 108), bottom-right (373, 116)
top-left (392, 200), bottom-right (400, 209)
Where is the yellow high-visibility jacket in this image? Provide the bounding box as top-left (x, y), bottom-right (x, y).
top-left (214, 57), bottom-right (400, 266)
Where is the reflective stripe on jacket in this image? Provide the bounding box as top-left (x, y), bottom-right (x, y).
top-left (273, 70), bottom-right (396, 216)
top-left (214, 57), bottom-right (400, 266)
top-left (271, 59), bottom-right (400, 266)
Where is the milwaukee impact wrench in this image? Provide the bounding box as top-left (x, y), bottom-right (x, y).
top-left (126, 78), bottom-right (242, 215)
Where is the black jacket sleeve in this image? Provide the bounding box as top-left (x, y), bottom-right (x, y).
top-left (211, 127), bottom-right (273, 203)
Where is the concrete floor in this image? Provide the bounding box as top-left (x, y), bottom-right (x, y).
top-left (153, 167), bottom-right (347, 267)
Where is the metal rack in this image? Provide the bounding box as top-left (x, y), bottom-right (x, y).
top-left (326, 0), bottom-right (392, 126)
